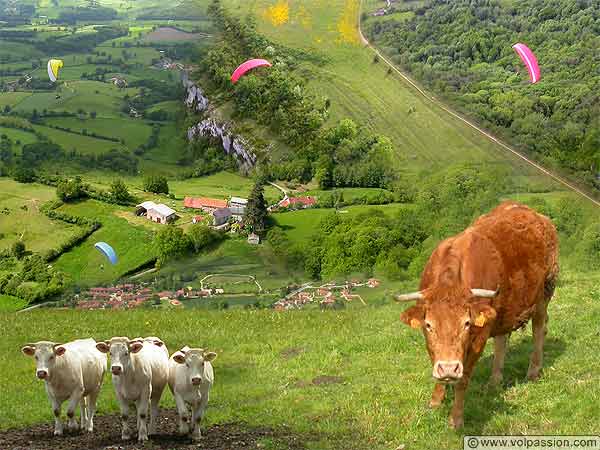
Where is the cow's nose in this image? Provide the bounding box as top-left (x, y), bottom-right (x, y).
top-left (433, 360), bottom-right (463, 381)
top-left (111, 366), bottom-right (123, 375)
top-left (191, 377), bottom-right (201, 386)
top-left (36, 370), bottom-right (48, 380)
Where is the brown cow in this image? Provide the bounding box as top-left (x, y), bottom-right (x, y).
top-left (397, 201), bottom-right (559, 429)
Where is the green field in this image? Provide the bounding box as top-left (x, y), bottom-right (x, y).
top-left (52, 200), bottom-right (157, 286)
top-left (0, 179), bottom-right (82, 254)
top-left (1, 268), bottom-right (599, 449)
top-left (44, 117), bottom-right (152, 149)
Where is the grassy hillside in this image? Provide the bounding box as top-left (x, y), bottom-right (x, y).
top-left (0, 179), bottom-right (82, 254)
top-left (1, 268), bottom-right (598, 449)
top-left (218, 0), bottom-right (563, 191)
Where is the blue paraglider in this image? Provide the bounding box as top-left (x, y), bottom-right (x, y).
top-left (94, 242), bottom-right (118, 265)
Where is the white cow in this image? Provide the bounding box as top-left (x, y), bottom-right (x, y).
top-left (96, 336), bottom-right (169, 442)
top-left (168, 346), bottom-right (217, 441)
top-left (21, 339), bottom-right (106, 436)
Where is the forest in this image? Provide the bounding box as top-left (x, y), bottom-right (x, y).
top-left (365, 0), bottom-right (600, 187)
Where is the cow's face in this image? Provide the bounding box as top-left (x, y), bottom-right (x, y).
top-left (96, 338), bottom-right (143, 375)
top-left (21, 341), bottom-right (67, 380)
top-left (173, 348), bottom-right (217, 386)
top-left (401, 294), bottom-right (496, 384)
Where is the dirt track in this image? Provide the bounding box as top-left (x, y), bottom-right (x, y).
top-left (0, 410), bottom-right (306, 450)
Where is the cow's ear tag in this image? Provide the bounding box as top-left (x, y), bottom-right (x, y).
top-left (410, 318), bottom-right (421, 329)
top-left (474, 313), bottom-right (486, 327)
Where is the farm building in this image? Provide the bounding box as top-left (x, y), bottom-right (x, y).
top-left (248, 233), bottom-right (260, 245)
top-left (280, 196), bottom-right (317, 209)
top-left (184, 197), bottom-right (228, 213)
top-left (213, 207), bottom-right (232, 226)
top-left (229, 197), bottom-right (248, 217)
top-left (136, 201), bottom-right (178, 224)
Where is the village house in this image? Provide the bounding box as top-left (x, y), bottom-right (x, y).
top-left (136, 201), bottom-right (178, 224)
top-left (279, 196), bottom-right (317, 210)
top-left (184, 197), bottom-right (228, 213)
top-left (228, 197), bottom-right (248, 217)
top-left (212, 207), bottom-right (232, 226)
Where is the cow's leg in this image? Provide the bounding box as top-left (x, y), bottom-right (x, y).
top-left (66, 387), bottom-right (84, 432)
top-left (50, 396), bottom-right (64, 436)
top-left (85, 390), bottom-right (99, 432)
top-left (79, 396), bottom-right (88, 432)
top-left (174, 393), bottom-right (190, 435)
top-left (118, 397), bottom-right (132, 441)
top-left (191, 393), bottom-right (210, 441)
top-left (429, 383), bottom-right (446, 408)
top-left (149, 387), bottom-right (164, 436)
top-left (527, 302), bottom-right (548, 381)
top-left (490, 333), bottom-right (510, 386)
top-left (136, 389), bottom-right (151, 442)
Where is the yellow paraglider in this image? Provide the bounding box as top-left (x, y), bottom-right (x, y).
top-left (47, 59), bottom-right (64, 83)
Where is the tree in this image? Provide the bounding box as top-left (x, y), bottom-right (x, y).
top-left (244, 179), bottom-right (268, 235)
top-left (56, 176), bottom-right (87, 202)
top-left (188, 223), bottom-right (220, 253)
top-left (11, 241), bottom-right (26, 259)
top-left (109, 179), bottom-right (133, 204)
top-left (143, 175), bottom-right (169, 194)
top-left (154, 225), bottom-right (190, 264)
top-left (13, 167), bottom-right (36, 183)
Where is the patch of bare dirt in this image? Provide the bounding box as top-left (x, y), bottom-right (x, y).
top-left (0, 410), bottom-right (306, 450)
top-left (280, 347), bottom-right (304, 360)
top-left (311, 376), bottom-right (344, 386)
top-left (292, 376), bottom-right (345, 389)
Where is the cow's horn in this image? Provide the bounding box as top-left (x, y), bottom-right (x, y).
top-left (471, 288), bottom-right (499, 298)
top-left (395, 292), bottom-right (424, 302)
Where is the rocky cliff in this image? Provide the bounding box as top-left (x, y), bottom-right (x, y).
top-left (182, 72), bottom-right (258, 173)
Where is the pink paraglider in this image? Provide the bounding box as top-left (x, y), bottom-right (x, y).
top-left (231, 59), bottom-right (272, 84)
top-left (512, 43), bottom-right (541, 84)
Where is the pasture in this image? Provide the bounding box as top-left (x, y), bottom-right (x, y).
top-left (52, 200), bottom-right (157, 286)
top-left (1, 268), bottom-right (598, 449)
top-left (0, 179), bottom-right (82, 254)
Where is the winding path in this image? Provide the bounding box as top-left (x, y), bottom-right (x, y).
top-left (358, 0), bottom-right (600, 209)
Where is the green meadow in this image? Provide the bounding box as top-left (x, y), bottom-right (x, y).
top-left (52, 200), bottom-right (157, 286)
top-left (1, 268), bottom-right (599, 449)
top-left (0, 179), bottom-right (81, 254)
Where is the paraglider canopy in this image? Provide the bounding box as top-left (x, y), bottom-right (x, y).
top-left (231, 59), bottom-right (272, 84)
top-left (512, 43), bottom-right (540, 84)
top-left (94, 242), bottom-right (118, 265)
top-left (47, 59), bottom-right (64, 83)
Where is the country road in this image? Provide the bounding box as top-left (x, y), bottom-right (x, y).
top-left (357, 0), bottom-right (600, 209)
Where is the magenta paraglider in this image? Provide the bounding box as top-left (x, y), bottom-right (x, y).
top-left (231, 59), bottom-right (272, 84)
top-left (512, 43), bottom-right (541, 84)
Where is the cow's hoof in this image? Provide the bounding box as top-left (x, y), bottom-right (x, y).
top-left (192, 434), bottom-right (202, 442)
top-left (53, 430), bottom-right (63, 437)
top-left (449, 415), bottom-right (464, 430)
top-left (527, 369), bottom-right (541, 381)
top-left (487, 374), bottom-right (503, 388)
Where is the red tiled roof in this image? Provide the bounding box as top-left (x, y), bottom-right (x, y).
top-left (184, 197), bottom-right (227, 209)
top-left (281, 196), bottom-right (317, 208)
